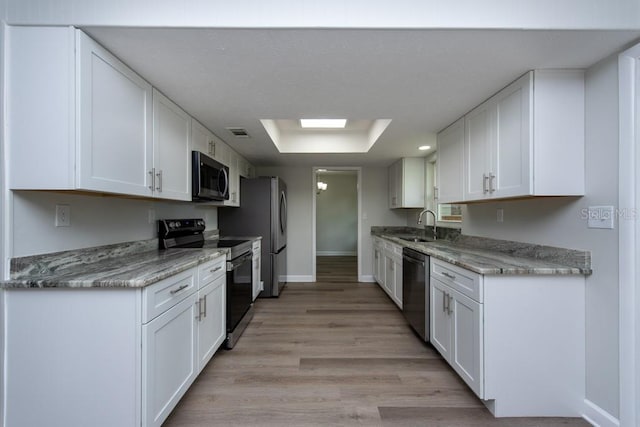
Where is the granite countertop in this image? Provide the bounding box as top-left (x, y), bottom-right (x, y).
top-left (1, 230), bottom-right (254, 289)
top-left (372, 228), bottom-right (591, 276)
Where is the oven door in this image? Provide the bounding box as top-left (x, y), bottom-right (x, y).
top-left (226, 251), bottom-right (253, 333)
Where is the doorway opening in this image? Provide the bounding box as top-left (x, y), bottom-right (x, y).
top-left (312, 167), bottom-right (361, 283)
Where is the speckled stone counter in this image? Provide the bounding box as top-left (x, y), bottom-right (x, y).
top-left (3, 238), bottom-right (226, 289)
top-left (371, 227), bottom-right (591, 275)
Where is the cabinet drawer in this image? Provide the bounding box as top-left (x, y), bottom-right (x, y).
top-left (431, 259), bottom-right (483, 302)
top-left (143, 269), bottom-right (196, 323)
top-left (198, 256), bottom-right (226, 288)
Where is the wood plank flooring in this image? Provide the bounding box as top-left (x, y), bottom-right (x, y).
top-left (316, 256), bottom-right (358, 282)
top-left (163, 280), bottom-right (589, 427)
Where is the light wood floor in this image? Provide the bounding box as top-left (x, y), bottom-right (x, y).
top-left (164, 281), bottom-right (589, 427)
top-left (316, 256), bottom-right (358, 282)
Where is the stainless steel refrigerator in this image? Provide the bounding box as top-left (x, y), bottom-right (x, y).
top-left (219, 176), bottom-right (287, 297)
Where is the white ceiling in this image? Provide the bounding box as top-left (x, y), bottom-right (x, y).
top-left (84, 27), bottom-right (640, 167)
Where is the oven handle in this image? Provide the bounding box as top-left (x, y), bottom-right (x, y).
top-left (227, 252), bottom-right (253, 271)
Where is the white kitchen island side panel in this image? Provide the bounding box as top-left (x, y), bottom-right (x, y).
top-left (483, 275), bottom-right (585, 417)
top-left (3, 288), bottom-right (142, 427)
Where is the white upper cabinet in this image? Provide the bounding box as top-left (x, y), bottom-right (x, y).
top-left (8, 26), bottom-right (197, 202)
top-left (152, 89), bottom-right (191, 201)
top-left (76, 31), bottom-right (154, 197)
top-left (388, 158), bottom-right (425, 209)
top-left (462, 70), bottom-right (584, 202)
top-left (191, 118), bottom-right (212, 155)
top-left (436, 118), bottom-right (464, 203)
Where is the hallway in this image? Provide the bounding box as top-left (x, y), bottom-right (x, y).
top-left (316, 256), bottom-right (358, 282)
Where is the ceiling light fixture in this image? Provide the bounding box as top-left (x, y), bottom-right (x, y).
top-left (300, 119), bottom-right (347, 129)
top-left (418, 145), bottom-right (431, 151)
top-left (316, 181), bottom-right (328, 194)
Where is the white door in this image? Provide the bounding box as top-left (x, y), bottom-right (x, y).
top-left (430, 279), bottom-right (452, 360)
top-left (153, 89), bottom-right (192, 201)
top-left (437, 118), bottom-right (465, 203)
top-left (197, 276), bottom-right (226, 371)
top-left (464, 102), bottom-right (493, 201)
top-left (393, 258), bottom-right (403, 308)
top-left (142, 294), bottom-right (198, 427)
top-left (450, 288), bottom-right (484, 398)
top-left (76, 30), bottom-right (153, 197)
top-left (191, 118), bottom-right (212, 155)
top-left (493, 73), bottom-right (532, 198)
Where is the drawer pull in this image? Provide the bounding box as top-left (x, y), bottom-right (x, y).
top-left (210, 266), bottom-right (223, 273)
top-left (442, 272), bottom-right (456, 280)
top-left (170, 284), bottom-right (190, 295)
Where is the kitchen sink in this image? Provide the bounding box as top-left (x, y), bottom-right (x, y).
top-left (397, 236), bottom-right (434, 243)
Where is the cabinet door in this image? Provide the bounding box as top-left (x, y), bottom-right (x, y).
top-left (197, 276), bottom-right (226, 371)
top-left (393, 258), bottom-right (403, 309)
top-left (211, 136), bottom-right (230, 165)
top-left (430, 279), bottom-right (452, 360)
top-left (388, 161), bottom-right (399, 208)
top-left (252, 242), bottom-right (262, 300)
top-left (400, 158), bottom-right (425, 208)
top-left (76, 30), bottom-right (153, 197)
top-left (493, 73), bottom-right (532, 198)
top-left (437, 118), bottom-right (465, 203)
top-left (373, 246), bottom-right (382, 285)
top-left (384, 254), bottom-right (394, 297)
top-left (224, 150), bottom-right (240, 207)
top-left (152, 89), bottom-right (192, 201)
top-left (464, 102), bottom-right (493, 201)
top-left (191, 118), bottom-right (212, 155)
top-left (450, 288), bottom-right (483, 398)
top-left (142, 293), bottom-right (198, 427)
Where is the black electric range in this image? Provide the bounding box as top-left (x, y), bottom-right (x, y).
top-left (158, 218), bottom-right (254, 349)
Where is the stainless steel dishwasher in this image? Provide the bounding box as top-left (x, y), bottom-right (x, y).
top-left (402, 247), bottom-right (430, 341)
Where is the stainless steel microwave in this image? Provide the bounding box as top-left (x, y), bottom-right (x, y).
top-left (192, 151), bottom-right (229, 202)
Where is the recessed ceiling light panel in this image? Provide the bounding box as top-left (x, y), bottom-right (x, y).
top-left (418, 145), bottom-right (431, 151)
top-left (300, 119), bottom-right (347, 129)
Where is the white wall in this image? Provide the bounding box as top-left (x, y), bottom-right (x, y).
top-left (10, 191), bottom-right (218, 257)
top-left (258, 165), bottom-right (406, 279)
top-left (316, 173), bottom-right (358, 255)
top-left (6, 0), bottom-right (639, 29)
top-left (463, 55), bottom-right (621, 418)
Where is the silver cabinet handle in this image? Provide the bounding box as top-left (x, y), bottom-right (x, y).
top-left (442, 272), bottom-right (456, 280)
top-left (489, 173), bottom-right (496, 193)
top-left (203, 294), bottom-right (207, 318)
top-left (448, 295), bottom-right (454, 315)
top-left (170, 283), bottom-right (189, 295)
top-left (210, 266), bottom-right (223, 273)
top-left (434, 186), bottom-right (439, 200)
top-left (148, 168), bottom-right (155, 191)
top-left (156, 170), bottom-right (163, 192)
top-left (442, 291), bottom-right (447, 312)
top-left (483, 173), bottom-right (489, 194)
top-left (195, 299), bottom-right (201, 321)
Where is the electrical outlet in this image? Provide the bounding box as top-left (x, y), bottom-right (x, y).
top-left (148, 209), bottom-right (156, 224)
top-left (55, 205), bottom-right (71, 227)
top-left (587, 206), bottom-right (615, 229)
top-left (496, 208), bottom-right (504, 223)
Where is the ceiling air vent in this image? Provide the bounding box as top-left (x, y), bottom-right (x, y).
top-left (226, 127), bottom-right (250, 138)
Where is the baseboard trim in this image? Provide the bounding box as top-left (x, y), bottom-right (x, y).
top-left (583, 399), bottom-right (620, 427)
top-left (284, 275), bottom-right (314, 283)
top-left (317, 251), bottom-right (357, 256)
top-left (359, 275), bottom-right (375, 283)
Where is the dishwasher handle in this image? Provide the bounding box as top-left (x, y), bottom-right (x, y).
top-left (403, 255), bottom-right (425, 268)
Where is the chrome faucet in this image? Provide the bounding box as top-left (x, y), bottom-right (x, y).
top-left (417, 209), bottom-right (437, 240)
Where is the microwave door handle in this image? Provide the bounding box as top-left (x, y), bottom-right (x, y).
top-left (219, 168), bottom-right (229, 197)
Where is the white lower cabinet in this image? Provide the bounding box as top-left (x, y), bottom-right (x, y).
top-left (252, 240), bottom-right (263, 300)
top-left (142, 293), bottom-right (199, 427)
top-left (4, 254), bottom-right (227, 427)
top-left (430, 258), bottom-right (586, 417)
top-left (431, 277), bottom-right (483, 397)
top-left (373, 237), bottom-right (402, 309)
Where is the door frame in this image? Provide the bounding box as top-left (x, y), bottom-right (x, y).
top-left (311, 167), bottom-right (362, 282)
top-left (618, 44), bottom-right (640, 427)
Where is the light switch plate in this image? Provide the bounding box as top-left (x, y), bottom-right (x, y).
top-left (587, 206), bottom-right (615, 229)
